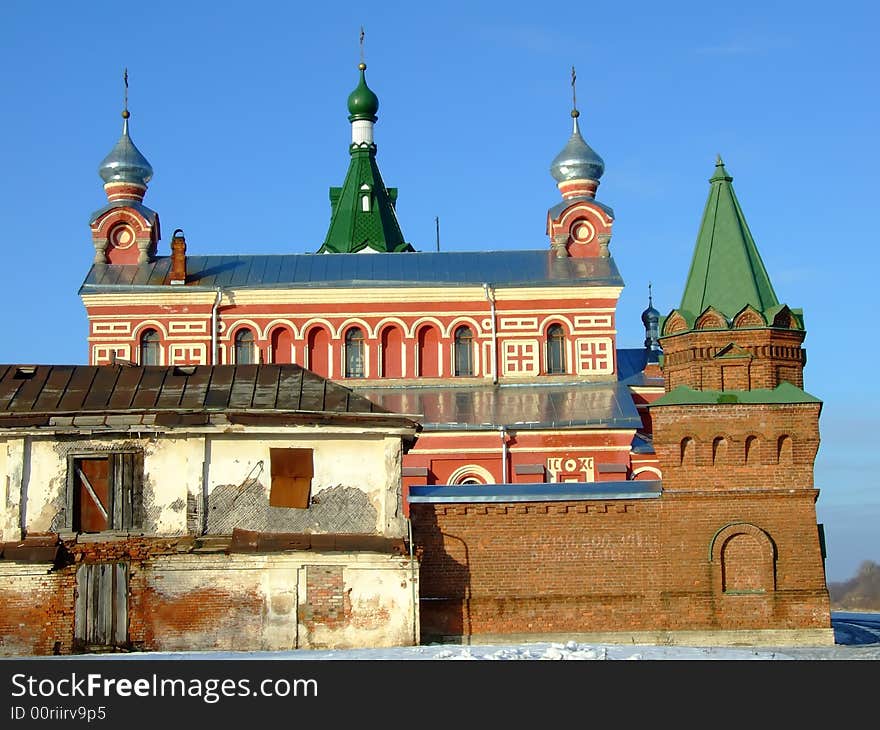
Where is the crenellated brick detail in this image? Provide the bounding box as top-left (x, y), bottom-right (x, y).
top-left (650, 402), bottom-right (821, 491)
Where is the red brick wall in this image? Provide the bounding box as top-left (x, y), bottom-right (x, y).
top-left (660, 328), bottom-right (806, 391)
top-left (651, 403), bottom-right (821, 490)
top-left (410, 492), bottom-right (829, 640)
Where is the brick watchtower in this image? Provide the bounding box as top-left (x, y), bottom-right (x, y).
top-left (647, 158), bottom-right (830, 632)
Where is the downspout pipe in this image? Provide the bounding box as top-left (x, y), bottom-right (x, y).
top-left (499, 426), bottom-right (509, 484)
top-left (210, 287), bottom-right (222, 365)
top-left (482, 283), bottom-right (498, 384)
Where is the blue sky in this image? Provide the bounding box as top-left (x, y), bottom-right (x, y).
top-left (0, 0), bottom-right (876, 581)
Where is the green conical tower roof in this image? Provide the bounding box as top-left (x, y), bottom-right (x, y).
top-left (319, 63), bottom-right (413, 254)
top-left (677, 157), bottom-right (779, 322)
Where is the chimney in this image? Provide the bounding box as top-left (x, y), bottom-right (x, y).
top-left (170, 229), bottom-right (187, 285)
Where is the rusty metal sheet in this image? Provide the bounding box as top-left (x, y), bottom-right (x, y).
top-left (80, 365), bottom-right (122, 411)
top-left (105, 366), bottom-right (144, 410)
top-left (32, 366), bottom-right (76, 412)
top-left (153, 412), bottom-right (210, 426)
top-left (227, 365), bottom-right (259, 409)
top-left (275, 367), bottom-right (303, 410)
top-left (298, 369), bottom-right (327, 411)
top-left (6, 366), bottom-right (52, 412)
top-left (252, 365), bottom-right (282, 408)
top-left (178, 366), bottom-right (213, 409)
top-left (322, 380), bottom-right (351, 412)
top-left (0, 365), bottom-right (24, 410)
top-left (154, 369), bottom-right (187, 409)
top-left (0, 364), bottom-right (398, 424)
top-left (203, 366), bottom-right (234, 409)
top-left (56, 367), bottom-right (99, 412)
top-left (229, 528), bottom-right (406, 555)
top-left (128, 368), bottom-right (168, 410)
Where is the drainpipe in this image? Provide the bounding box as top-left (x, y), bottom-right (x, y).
top-left (499, 426), bottom-right (508, 484)
top-left (407, 517), bottom-right (418, 645)
top-left (482, 283), bottom-right (497, 384)
top-left (210, 287), bottom-right (222, 365)
top-left (201, 436), bottom-right (211, 536)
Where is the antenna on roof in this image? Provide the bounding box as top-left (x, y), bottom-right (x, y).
top-left (435, 216), bottom-right (440, 252)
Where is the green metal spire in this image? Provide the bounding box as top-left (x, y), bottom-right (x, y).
top-left (677, 156), bottom-right (779, 322)
top-left (319, 63), bottom-right (413, 254)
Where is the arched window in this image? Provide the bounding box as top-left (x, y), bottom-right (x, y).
top-left (345, 327), bottom-right (365, 378)
top-left (454, 326), bottom-right (474, 377)
top-left (234, 328), bottom-right (255, 364)
top-left (546, 323), bottom-right (566, 374)
top-left (140, 329), bottom-right (160, 365)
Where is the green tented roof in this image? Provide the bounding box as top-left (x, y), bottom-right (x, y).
top-left (319, 146), bottom-right (413, 254)
top-left (650, 382), bottom-right (821, 408)
top-left (676, 158), bottom-right (779, 322)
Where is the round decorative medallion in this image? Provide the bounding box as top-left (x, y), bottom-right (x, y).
top-left (110, 224), bottom-right (135, 249)
top-left (572, 220), bottom-right (595, 244)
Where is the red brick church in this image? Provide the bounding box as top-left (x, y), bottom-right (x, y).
top-left (62, 60), bottom-right (832, 646)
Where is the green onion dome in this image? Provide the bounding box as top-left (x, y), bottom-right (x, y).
top-left (347, 63), bottom-right (379, 122)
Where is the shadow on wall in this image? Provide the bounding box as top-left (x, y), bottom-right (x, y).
top-left (412, 506), bottom-right (471, 642)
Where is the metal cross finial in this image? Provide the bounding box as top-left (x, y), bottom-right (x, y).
top-left (571, 65), bottom-right (577, 112)
top-left (359, 26), bottom-right (365, 64)
top-left (648, 281), bottom-right (653, 307)
top-left (123, 67), bottom-right (129, 112)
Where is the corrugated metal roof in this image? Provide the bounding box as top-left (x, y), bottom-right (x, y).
top-left (408, 481), bottom-right (662, 503)
top-left (79, 250), bottom-right (624, 293)
top-left (351, 380), bottom-right (642, 430)
top-left (0, 364), bottom-right (404, 421)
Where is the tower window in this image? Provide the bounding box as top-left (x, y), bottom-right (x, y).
top-left (139, 329), bottom-right (160, 366)
top-left (454, 325), bottom-right (474, 377)
top-left (345, 327), bottom-right (365, 378)
top-left (234, 328), bottom-right (256, 364)
top-left (546, 323), bottom-right (566, 374)
top-left (362, 195), bottom-right (371, 212)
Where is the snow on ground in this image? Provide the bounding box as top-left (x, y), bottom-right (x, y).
top-left (52, 612), bottom-right (880, 661)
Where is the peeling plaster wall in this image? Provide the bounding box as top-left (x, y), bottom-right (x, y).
top-left (1, 428), bottom-right (407, 540)
top-left (135, 552), bottom-right (418, 652)
top-left (204, 434), bottom-right (406, 537)
top-left (22, 437), bottom-right (195, 535)
top-left (144, 438), bottom-right (204, 535)
top-left (0, 439), bottom-right (19, 540)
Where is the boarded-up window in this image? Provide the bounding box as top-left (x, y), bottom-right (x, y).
top-left (71, 452), bottom-right (144, 532)
top-left (269, 448), bottom-right (313, 508)
top-left (74, 562), bottom-right (128, 651)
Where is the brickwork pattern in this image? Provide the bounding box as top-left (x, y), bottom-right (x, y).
top-left (410, 494), bottom-right (830, 640)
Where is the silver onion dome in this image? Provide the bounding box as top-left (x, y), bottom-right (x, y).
top-left (98, 115), bottom-right (153, 186)
top-left (550, 113), bottom-right (604, 183)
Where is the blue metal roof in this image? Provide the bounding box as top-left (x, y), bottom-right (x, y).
top-left (352, 380), bottom-right (642, 431)
top-left (616, 347), bottom-right (664, 387)
top-left (79, 250), bottom-right (624, 293)
top-left (408, 481), bottom-right (662, 503)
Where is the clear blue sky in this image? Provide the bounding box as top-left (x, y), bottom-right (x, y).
top-left (1, 0), bottom-right (876, 582)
